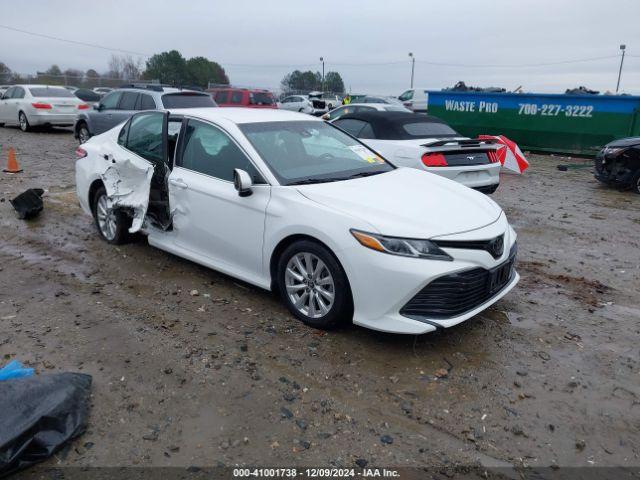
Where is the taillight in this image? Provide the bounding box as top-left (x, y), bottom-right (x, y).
top-left (75, 147), bottom-right (87, 158)
top-left (421, 152), bottom-right (448, 167)
top-left (77, 104), bottom-right (89, 110)
top-left (32, 102), bottom-right (52, 110)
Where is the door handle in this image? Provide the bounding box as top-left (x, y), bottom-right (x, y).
top-left (169, 178), bottom-right (188, 189)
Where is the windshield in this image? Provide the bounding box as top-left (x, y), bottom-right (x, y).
top-left (240, 120), bottom-right (394, 185)
top-left (401, 121), bottom-right (458, 138)
top-left (29, 87), bottom-right (75, 98)
top-left (249, 92), bottom-right (274, 105)
top-left (161, 93), bottom-right (216, 108)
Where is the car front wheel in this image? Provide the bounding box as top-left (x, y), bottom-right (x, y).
top-left (277, 240), bottom-right (353, 329)
top-left (92, 186), bottom-right (131, 244)
top-left (18, 112), bottom-right (30, 132)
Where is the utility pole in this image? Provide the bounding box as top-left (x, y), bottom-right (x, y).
top-left (616, 45), bottom-right (626, 94)
top-left (320, 57), bottom-right (325, 92)
top-left (408, 52), bottom-right (415, 88)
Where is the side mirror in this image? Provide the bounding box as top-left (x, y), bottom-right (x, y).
top-left (233, 168), bottom-right (253, 197)
top-left (321, 113), bottom-right (330, 121)
top-left (94, 103), bottom-right (104, 111)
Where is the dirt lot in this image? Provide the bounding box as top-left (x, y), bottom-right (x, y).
top-left (0, 126), bottom-right (639, 474)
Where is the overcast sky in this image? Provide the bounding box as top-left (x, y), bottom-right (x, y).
top-left (1, 0), bottom-right (639, 95)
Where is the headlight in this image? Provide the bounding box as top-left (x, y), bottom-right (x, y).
top-left (350, 229), bottom-right (453, 261)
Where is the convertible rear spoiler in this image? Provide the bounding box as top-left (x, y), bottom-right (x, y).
top-left (422, 138), bottom-right (498, 148)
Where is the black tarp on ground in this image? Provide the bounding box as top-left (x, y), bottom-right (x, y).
top-left (0, 373), bottom-right (92, 477)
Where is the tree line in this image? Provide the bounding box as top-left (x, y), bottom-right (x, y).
top-left (1, 52), bottom-right (346, 93)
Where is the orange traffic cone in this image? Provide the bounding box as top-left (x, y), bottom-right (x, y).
top-left (3, 147), bottom-right (22, 173)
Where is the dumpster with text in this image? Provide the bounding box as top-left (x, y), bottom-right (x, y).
top-left (425, 91), bottom-right (640, 156)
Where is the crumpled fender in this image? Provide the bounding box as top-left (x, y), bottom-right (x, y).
top-left (100, 157), bottom-right (153, 233)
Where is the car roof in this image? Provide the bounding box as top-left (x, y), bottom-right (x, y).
top-left (169, 107), bottom-right (320, 124)
top-left (339, 103), bottom-right (395, 109)
top-left (12, 84), bottom-right (68, 89)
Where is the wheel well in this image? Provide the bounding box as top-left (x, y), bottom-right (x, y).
top-left (88, 179), bottom-right (104, 212)
top-left (269, 234), bottom-right (347, 292)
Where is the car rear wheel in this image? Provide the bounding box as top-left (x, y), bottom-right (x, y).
top-left (632, 171), bottom-right (640, 194)
top-left (92, 186), bottom-right (131, 244)
top-left (277, 240), bottom-right (353, 329)
top-left (18, 112), bottom-right (30, 132)
top-left (78, 123), bottom-right (91, 144)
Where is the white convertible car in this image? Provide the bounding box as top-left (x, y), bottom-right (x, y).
top-left (331, 111), bottom-right (502, 193)
top-left (75, 108), bottom-right (518, 335)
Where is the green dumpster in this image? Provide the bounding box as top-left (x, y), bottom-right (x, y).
top-left (424, 91), bottom-right (640, 156)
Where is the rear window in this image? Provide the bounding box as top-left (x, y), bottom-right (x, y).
top-left (74, 89), bottom-right (101, 102)
top-left (29, 87), bottom-right (75, 98)
top-left (249, 92), bottom-right (274, 105)
top-left (161, 93), bottom-right (216, 108)
top-left (401, 121), bottom-right (458, 138)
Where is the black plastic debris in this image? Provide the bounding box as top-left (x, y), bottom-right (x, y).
top-left (9, 188), bottom-right (44, 220)
top-left (0, 373), bottom-right (92, 477)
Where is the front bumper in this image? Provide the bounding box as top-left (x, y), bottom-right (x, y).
top-left (425, 162), bottom-right (501, 189)
top-left (340, 213), bottom-right (518, 334)
top-left (594, 153), bottom-right (635, 187)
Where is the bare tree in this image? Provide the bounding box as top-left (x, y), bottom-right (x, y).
top-left (107, 54), bottom-right (142, 80)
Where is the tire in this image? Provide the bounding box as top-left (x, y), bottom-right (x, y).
top-left (77, 122), bottom-right (91, 144)
top-left (298, 108), bottom-right (305, 113)
top-left (18, 111), bottom-right (30, 132)
top-left (632, 170), bottom-right (640, 194)
top-left (480, 184), bottom-right (499, 195)
top-left (277, 240), bottom-right (353, 329)
top-left (91, 186), bottom-right (131, 244)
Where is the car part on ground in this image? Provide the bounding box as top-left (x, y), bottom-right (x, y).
top-left (0, 372), bottom-right (92, 477)
top-left (0, 85), bottom-right (88, 130)
top-left (332, 111), bottom-right (502, 192)
top-left (75, 107), bottom-right (518, 334)
top-left (10, 188), bottom-right (44, 219)
top-left (595, 136), bottom-right (640, 193)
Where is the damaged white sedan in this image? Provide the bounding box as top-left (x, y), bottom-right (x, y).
top-left (75, 108), bottom-right (519, 334)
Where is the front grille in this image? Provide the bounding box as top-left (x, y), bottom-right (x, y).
top-left (400, 243), bottom-right (517, 320)
top-left (433, 234), bottom-right (504, 259)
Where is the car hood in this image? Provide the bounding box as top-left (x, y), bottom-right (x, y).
top-left (606, 136), bottom-right (640, 148)
top-left (295, 168), bottom-right (502, 238)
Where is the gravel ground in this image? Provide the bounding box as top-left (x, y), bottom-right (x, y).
top-left (0, 126), bottom-right (639, 474)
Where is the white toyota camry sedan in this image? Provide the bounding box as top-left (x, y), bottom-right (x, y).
top-left (75, 108), bottom-right (518, 335)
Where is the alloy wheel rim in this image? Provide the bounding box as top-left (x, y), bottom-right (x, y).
top-left (19, 114), bottom-right (26, 130)
top-left (285, 252), bottom-right (335, 319)
top-left (96, 195), bottom-right (117, 240)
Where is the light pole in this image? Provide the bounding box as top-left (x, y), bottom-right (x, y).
top-left (320, 57), bottom-right (325, 92)
top-left (616, 45), bottom-right (626, 94)
top-left (408, 52), bottom-right (415, 88)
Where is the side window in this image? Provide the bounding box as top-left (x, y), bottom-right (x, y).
top-left (333, 119), bottom-right (367, 137)
top-left (328, 106), bottom-right (346, 120)
top-left (125, 112), bottom-right (164, 163)
top-left (118, 92), bottom-right (139, 111)
top-left (215, 91), bottom-right (229, 103)
top-left (230, 91), bottom-right (243, 104)
top-left (100, 91), bottom-right (121, 110)
top-left (398, 90), bottom-right (414, 101)
top-left (3, 87), bottom-right (15, 99)
top-left (179, 119), bottom-right (259, 182)
top-left (13, 87), bottom-right (25, 99)
top-left (137, 94), bottom-right (156, 110)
